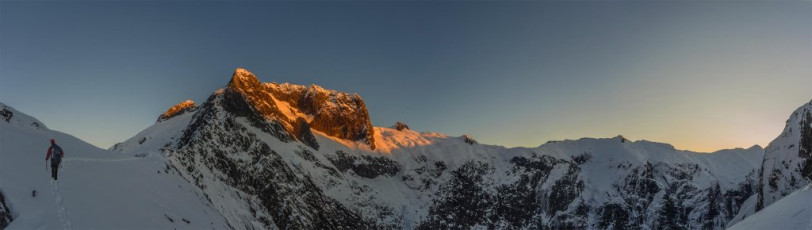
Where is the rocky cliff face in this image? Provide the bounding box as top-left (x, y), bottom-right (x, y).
top-left (266, 82), bottom-right (376, 150)
top-left (300, 84), bottom-right (375, 149)
top-left (155, 69), bottom-right (391, 229)
top-left (756, 100), bottom-right (812, 211)
top-left (226, 68), bottom-right (375, 150)
top-left (171, 90), bottom-right (382, 229)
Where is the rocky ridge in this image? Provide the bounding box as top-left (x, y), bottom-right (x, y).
top-left (226, 68), bottom-right (375, 150)
top-left (157, 100), bottom-right (197, 122)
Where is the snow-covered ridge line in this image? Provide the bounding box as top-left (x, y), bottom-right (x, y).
top-left (0, 101), bottom-right (230, 229)
top-left (1, 102), bottom-right (48, 131)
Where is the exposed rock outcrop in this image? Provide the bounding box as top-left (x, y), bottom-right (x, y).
top-left (294, 117), bottom-right (319, 150)
top-left (0, 189), bottom-right (13, 228)
top-left (394, 121), bottom-right (409, 131)
top-left (0, 103), bottom-right (48, 130)
top-left (0, 106), bottom-right (12, 122)
top-left (299, 84), bottom-right (376, 149)
top-left (157, 100), bottom-right (197, 122)
top-left (225, 68), bottom-right (376, 149)
top-left (463, 134), bottom-right (477, 145)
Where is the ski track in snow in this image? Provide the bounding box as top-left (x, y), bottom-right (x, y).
top-left (50, 180), bottom-right (72, 230)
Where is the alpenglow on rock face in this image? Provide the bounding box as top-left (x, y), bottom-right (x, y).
top-left (156, 100), bottom-right (197, 122)
top-left (226, 68), bottom-right (376, 149)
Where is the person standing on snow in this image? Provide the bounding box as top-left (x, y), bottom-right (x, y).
top-left (45, 139), bottom-right (64, 180)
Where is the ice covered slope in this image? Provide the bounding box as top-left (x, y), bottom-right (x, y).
top-left (0, 102), bottom-right (229, 229)
top-left (729, 184), bottom-right (812, 230)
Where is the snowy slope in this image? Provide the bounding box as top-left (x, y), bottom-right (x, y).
top-left (757, 100), bottom-right (812, 211)
top-left (109, 106), bottom-right (196, 154)
top-left (729, 184), bottom-right (812, 230)
top-left (726, 100), bottom-right (812, 228)
top-left (0, 102), bottom-right (229, 229)
top-left (107, 68), bottom-right (768, 229)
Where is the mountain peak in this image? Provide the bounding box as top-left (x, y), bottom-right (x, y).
top-left (613, 135), bottom-right (630, 143)
top-left (462, 134), bottom-right (477, 145)
top-left (157, 100), bottom-right (197, 122)
top-left (216, 68), bottom-right (376, 150)
top-left (394, 121), bottom-right (409, 131)
top-left (757, 99), bottom-right (812, 211)
top-left (228, 68), bottom-right (261, 91)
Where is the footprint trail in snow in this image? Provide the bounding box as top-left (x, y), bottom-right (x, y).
top-left (50, 180), bottom-right (72, 230)
top-left (62, 155), bottom-right (146, 163)
top-left (44, 154), bottom-right (147, 229)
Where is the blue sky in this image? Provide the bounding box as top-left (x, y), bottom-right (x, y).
top-left (1, 1), bottom-right (810, 152)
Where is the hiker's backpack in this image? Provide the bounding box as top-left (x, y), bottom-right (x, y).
top-left (51, 145), bottom-right (63, 164)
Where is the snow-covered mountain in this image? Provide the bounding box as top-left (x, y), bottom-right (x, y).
top-left (108, 68), bottom-right (768, 229)
top-left (757, 100), bottom-right (812, 210)
top-left (727, 100), bottom-right (812, 227)
top-left (3, 68), bottom-right (808, 229)
top-left (0, 103), bottom-right (230, 229)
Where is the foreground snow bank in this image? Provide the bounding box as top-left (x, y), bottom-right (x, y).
top-left (729, 183), bottom-right (812, 230)
top-left (0, 102), bottom-right (229, 229)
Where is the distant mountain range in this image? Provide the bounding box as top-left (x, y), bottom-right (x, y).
top-left (1, 68), bottom-right (809, 229)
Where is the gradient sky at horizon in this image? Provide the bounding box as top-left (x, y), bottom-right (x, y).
top-left (1, 1), bottom-right (810, 152)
